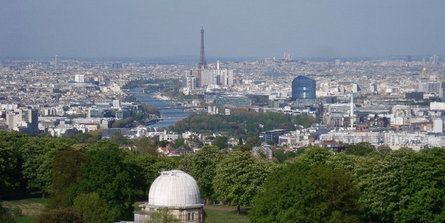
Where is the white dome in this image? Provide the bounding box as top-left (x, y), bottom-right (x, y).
top-left (148, 170), bottom-right (203, 208)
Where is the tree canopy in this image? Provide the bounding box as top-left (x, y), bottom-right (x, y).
top-left (49, 149), bottom-right (89, 209)
top-left (362, 148), bottom-right (445, 222)
top-left (73, 193), bottom-right (114, 223)
top-left (212, 136), bottom-right (228, 149)
top-left (125, 153), bottom-right (178, 196)
top-left (174, 109), bottom-right (316, 136)
top-left (35, 208), bottom-right (83, 223)
top-left (213, 151), bottom-right (272, 213)
top-left (181, 146), bottom-right (223, 201)
top-left (70, 145), bottom-right (140, 221)
top-left (345, 142), bottom-right (376, 156)
top-left (1, 130), bottom-right (445, 222)
top-left (249, 161), bottom-right (362, 223)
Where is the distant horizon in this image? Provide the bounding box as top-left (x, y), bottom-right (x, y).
top-left (1, 1), bottom-right (445, 58)
top-left (0, 54), bottom-right (438, 62)
top-left (0, 55), bottom-right (438, 66)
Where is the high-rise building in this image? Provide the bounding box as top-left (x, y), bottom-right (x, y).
top-left (431, 55), bottom-right (439, 65)
top-left (291, 76), bottom-right (316, 100)
top-left (54, 55), bottom-right (58, 71)
top-left (23, 108), bottom-right (39, 134)
top-left (186, 70), bottom-right (196, 90)
top-left (199, 67), bottom-right (234, 87)
top-left (198, 27), bottom-right (207, 69)
top-left (74, 74), bottom-right (85, 83)
top-left (418, 82), bottom-right (440, 94)
top-left (6, 112), bottom-right (19, 130)
top-left (200, 69), bottom-right (216, 87)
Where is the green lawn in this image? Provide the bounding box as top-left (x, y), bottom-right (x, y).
top-left (205, 209), bottom-right (249, 223)
top-left (1, 198), bottom-right (48, 223)
top-left (15, 216), bottom-right (36, 223)
top-left (3, 199), bottom-right (250, 223)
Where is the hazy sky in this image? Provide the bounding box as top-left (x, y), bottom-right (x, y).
top-left (1, 0), bottom-right (445, 58)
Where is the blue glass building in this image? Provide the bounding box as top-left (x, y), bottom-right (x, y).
top-left (291, 76), bottom-right (316, 100)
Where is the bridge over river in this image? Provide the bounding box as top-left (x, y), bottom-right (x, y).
top-left (155, 106), bottom-right (207, 110)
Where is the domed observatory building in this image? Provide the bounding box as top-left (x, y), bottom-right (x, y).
top-left (292, 75), bottom-right (316, 100)
top-left (134, 170), bottom-right (204, 223)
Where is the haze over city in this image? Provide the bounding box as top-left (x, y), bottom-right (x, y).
top-left (1, 0), bottom-right (445, 58)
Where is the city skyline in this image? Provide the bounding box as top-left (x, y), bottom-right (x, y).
top-left (1, 0), bottom-right (445, 58)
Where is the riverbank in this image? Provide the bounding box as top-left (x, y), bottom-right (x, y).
top-left (129, 88), bottom-right (194, 129)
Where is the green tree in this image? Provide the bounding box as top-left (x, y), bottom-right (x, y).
top-left (296, 146), bottom-right (331, 167)
top-left (394, 148), bottom-right (445, 223)
top-left (126, 154), bottom-right (177, 196)
top-left (360, 148), bottom-right (445, 222)
top-left (213, 151), bottom-right (272, 213)
top-left (141, 104), bottom-right (160, 116)
top-left (174, 110), bottom-right (317, 137)
top-left (70, 130), bottom-right (102, 144)
top-left (73, 193), bottom-right (114, 223)
top-left (89, 139), bottom-right (119, 151)
top-left (109, 132), bottom-right (131, 145)
top-left (35, 208), bottom-right (83, 223)
top-left (306, 166), bottom-right (362, 222)
top-left (183, 146), bottom-right (223, 201)
top-left (0, 204), bottom-right (15, 223)
top-left (133, 137), bottom-right (158, 155)
top-left (0, 147), bottom-right (22, 199)
top-left (273, 149), bottom-right (287, 163)
top-left (238, 137), bottom-right (243, 145)
top-left (145, 208), bottom-right (180, 223)
top-left (245, 136), bottom-right (261, 147)
top-left (173, 138), bottom-right (185, 148)
top-left (212, 136), bottom-right (228, 149)
top-left (49, 149), bottom-right (89, 209)
top-left (19, 137), bottom-right (76, 197)
top-left (249, 162), bottom-right (362, 223)
top-left (232, 144), bottom-right (252, 152)
top-left (361, 148), bottom-right (413, 222)
top-left (377, 144), bottom-right (392, 152)
top-left (70, 146), bottom-right (140, 221)
top-left (345, 142), bottom-right (376, 156)
top-left (327, 152), bottom-right (382, 194)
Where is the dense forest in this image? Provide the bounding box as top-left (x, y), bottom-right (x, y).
top-left (173, 109), bottom-right (317, 136)
top-left (1, 130), bottom-right (444, 223)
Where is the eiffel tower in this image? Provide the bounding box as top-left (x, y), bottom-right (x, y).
top-left (198, 27), bottom-right (207, 69)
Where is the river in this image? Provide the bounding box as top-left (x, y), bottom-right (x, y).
top-left (128, 88), bottom-right (194, 129)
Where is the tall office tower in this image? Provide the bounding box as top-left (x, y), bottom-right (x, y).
top-left (350, 93), bottom-right (354, 128)
top-left (54, 55), bottom-right (58, 71)
top-left (421, 64), bottom-right (428, 79)
top-left (22, 109), bottom-right (39, 134)
top-left (6, 112), bottom-right (19, 130)
top-left (74, 74), bottom-right (85, 83)
top-left (198, 27), bottom-right (207, 69)
top-left (200, 69), bottom-right (216, 86)
top-left (291, 76), bottom-right (316, 100)
top-left (186, 70), bottom-right (196, 90)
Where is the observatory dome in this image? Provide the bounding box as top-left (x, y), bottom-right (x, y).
top-left (148, 170), bottom-right (203, 209)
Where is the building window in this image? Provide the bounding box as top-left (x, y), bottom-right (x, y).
top-left (188, 213), bottom-right (191, 221)
top-left (192, 213), bottom-right (195, 220)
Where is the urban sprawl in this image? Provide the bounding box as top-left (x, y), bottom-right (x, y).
top-left (1, 53), bottom-right (445, 154)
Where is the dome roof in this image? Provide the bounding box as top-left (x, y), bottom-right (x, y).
top-left (148, 170), bottom-right (203, 208)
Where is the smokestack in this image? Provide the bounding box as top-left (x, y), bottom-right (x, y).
top-left (350, 93), bottom-right (354, 129)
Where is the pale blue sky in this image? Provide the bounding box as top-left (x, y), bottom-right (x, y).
top-left (1, 0), bottom-right (444, 58)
